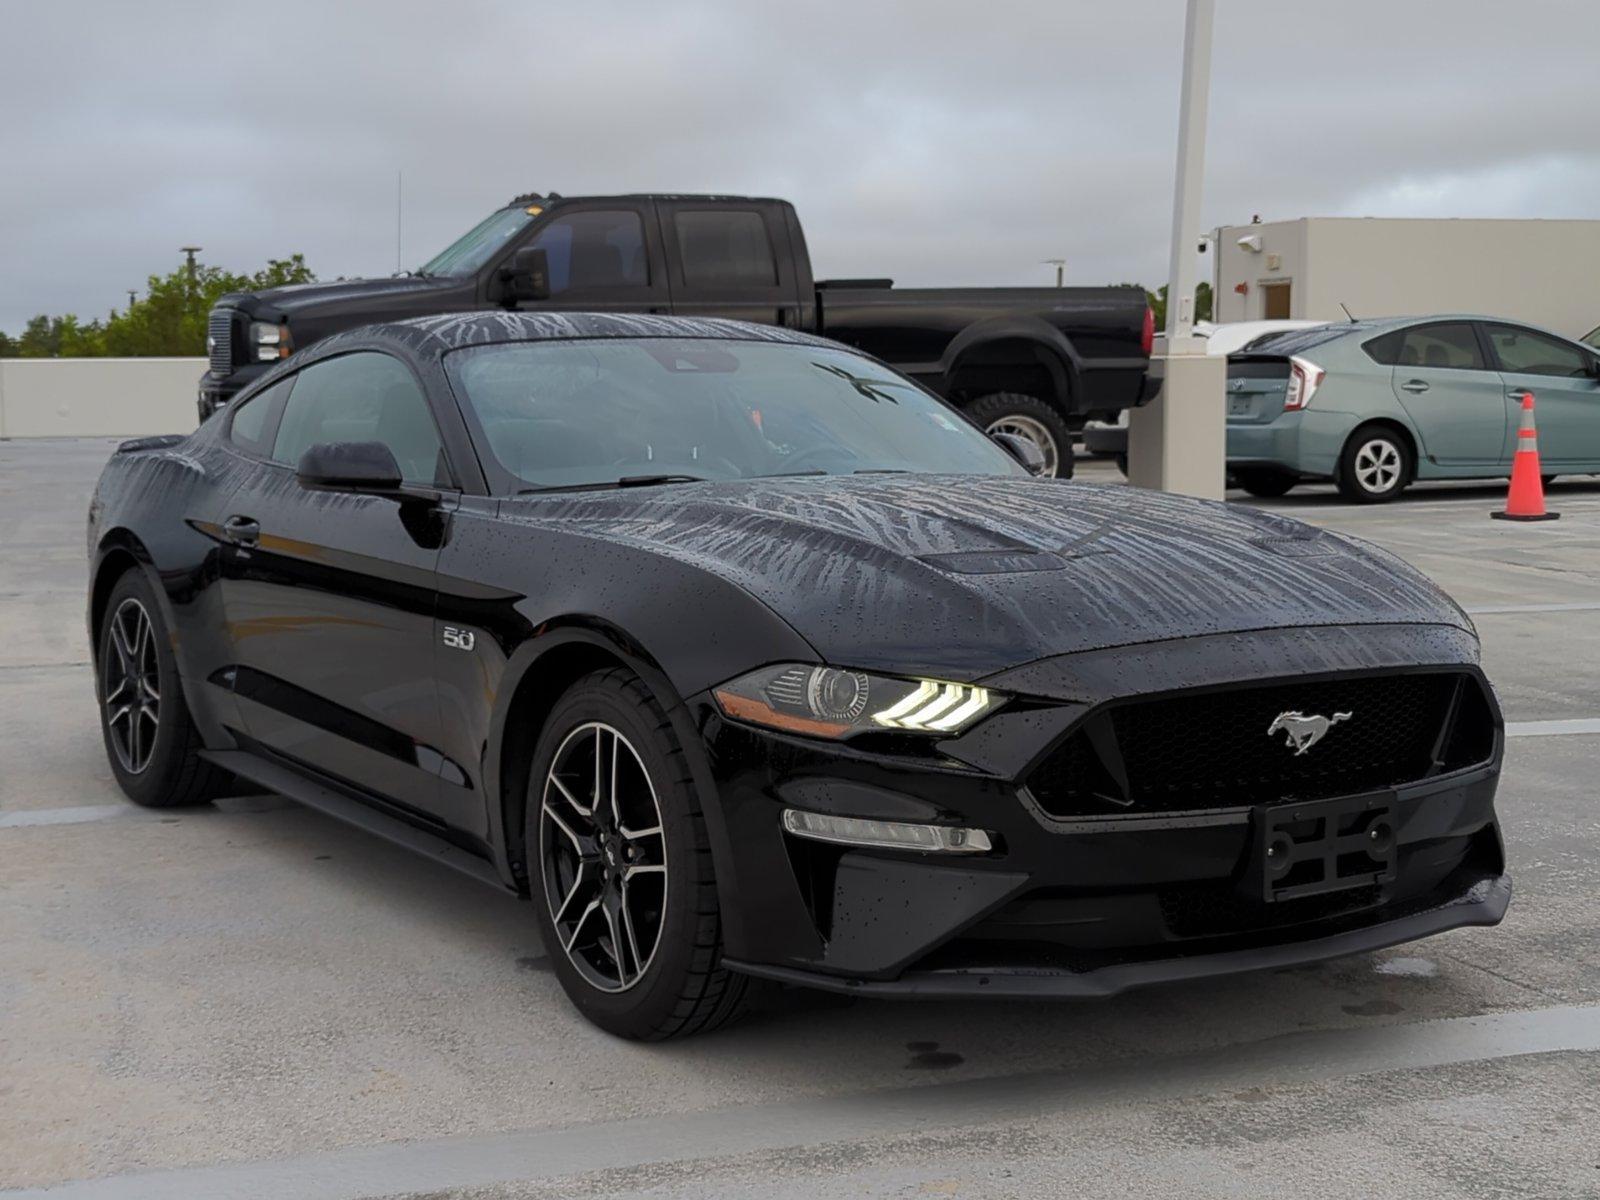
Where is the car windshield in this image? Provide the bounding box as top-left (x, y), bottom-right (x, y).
top-left (445, 338), bottom-right (1024, 491)
top-left (417, 206), bottom-right (537, 278)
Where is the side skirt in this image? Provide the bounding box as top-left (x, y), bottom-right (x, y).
top-left (202, 748), bottom-right (517, 895)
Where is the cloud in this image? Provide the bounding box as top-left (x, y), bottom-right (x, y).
top-left (2, 0), bottom-right (1597, 332)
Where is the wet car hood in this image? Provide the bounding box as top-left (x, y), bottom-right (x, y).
top-left (498, 475), bottom-right (1473, 680)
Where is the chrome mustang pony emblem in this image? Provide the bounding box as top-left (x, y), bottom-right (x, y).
top-left (1268, 710), bottom-right (1352, 755)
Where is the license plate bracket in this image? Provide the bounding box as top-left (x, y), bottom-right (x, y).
top-left (1254, 792), bottom-right (1397, 903)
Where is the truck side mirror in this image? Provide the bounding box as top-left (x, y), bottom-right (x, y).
top-left (499, 246), bottom-right (550, 303)
top-left (991, 431), bottom-right (1048, 476)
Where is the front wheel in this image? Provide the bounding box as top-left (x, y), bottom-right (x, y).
top-left (1336, 428), bottom-right (1412, 503)
top-left (966, 393), bottom-right (1075, 479)
top-left (526, 668), bottom-right (749, 1040)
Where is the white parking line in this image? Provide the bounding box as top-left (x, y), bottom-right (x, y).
top-left (1467, 602), bottom-right (1600, 615)
top-left (0, 804), bottom-right (131, 829)
top-left (6, 1002), bottom-right (1597, 1200)
top-left (1505, 718), bottom-right (1600, 738)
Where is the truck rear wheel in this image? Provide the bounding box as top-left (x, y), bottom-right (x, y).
top-left (966, 393), bottom-right (1075, 479)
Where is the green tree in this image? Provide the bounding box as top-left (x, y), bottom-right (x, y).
top-left (4, 253), bottom-right (314, 357)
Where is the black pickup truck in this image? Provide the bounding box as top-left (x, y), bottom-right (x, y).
top-left (200, 193), bottom-right (1154, 476)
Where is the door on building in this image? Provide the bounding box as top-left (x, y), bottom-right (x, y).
top-left (1260, 281), bottom-right (1292, 320)
top-left (1481, 322), bottom-right (1600, 467)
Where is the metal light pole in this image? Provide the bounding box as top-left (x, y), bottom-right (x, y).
top-left (1126, 0), bottom-right (1225, 499)
top-left (179, 246), bottom-right (203, 288)
top-left (1164, 0), bottom-right (1213, 341)
top-left (1042, 258), bottom-right (1066, 287)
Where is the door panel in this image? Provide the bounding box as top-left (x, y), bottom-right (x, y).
top-left (1482, 323), bottom-right (1600, 466)
top-left (218, 464), bottom-right (451, 819)
top-left (1386, 322), bottom-right (1506, 465)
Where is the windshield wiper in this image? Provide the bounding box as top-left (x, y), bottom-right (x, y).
top-left (516, 474), bottom-right (707, 495)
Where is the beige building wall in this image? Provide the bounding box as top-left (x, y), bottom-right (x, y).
top-left (0, 358), bottom-right (203, 438)
top-left (1213, 218), bottom-right (1600, 339)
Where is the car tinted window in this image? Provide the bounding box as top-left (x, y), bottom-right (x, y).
top-left (271, 352), bottom-right (445, 485)
top-left (445, 337), bottom-right (1022, 492)
top-left (1362, 330), bottom-right (1405, 365)
top-left (1394, 323), bottom-right (1484, 370)
top-left (1241, 325), bottom-right (1356, 356)
top-left (1486, 324), bottom-right (1592, 378)
top-left (673, 211), bottom-right (779, 288)
top-left (227, 377), bottom-right (291, 455)
top-left (528, 210), bottom-right (648, 294)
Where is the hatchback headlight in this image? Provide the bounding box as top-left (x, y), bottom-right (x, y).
top-left (249, 321), bottom-right (293, 362)
top-left (713, 664), bottom-right (1006, 740)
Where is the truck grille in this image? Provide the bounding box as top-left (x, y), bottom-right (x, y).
top-left (207, 309), bottom-right (235, 375)
top-left (1026, 670), bottom-right (1495, 819)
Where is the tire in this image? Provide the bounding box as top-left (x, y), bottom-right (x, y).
top-left (1235, 468), bottom-right (1297, 498)
top-left (96, 569), bottom-right (231, 808)
top-left (525, 668), bottom-right (749, 1040)
top-left (1336, 426), bottom-right (1412, 504)
top-left (965, 392), bottom-right (1075, 479)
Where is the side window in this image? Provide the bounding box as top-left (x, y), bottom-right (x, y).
top-left (1362, 330), bottom-right (1404, 365)
top-left (1486, 325), bottom-right (1592, 378)
top-left (227, 376), bottom-right (292, 455)
top-left (271, 352), bottom-right (446, 485)
top-left (673, 210), bottom-right (779, 288)
top-left (527, 210), bottom-right (648, 294)
top-left (1396, 323), bottom-right (1484, 370)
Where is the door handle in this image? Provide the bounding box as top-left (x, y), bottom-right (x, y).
top-left (1400, 380), bottom-right (1430, 393)
top-left (1506, 389), bottom-right (1532, 400)
top-left (221, 515), bottom-right (260, 547)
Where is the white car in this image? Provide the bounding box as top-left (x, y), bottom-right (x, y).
top-left (1084, 320), bottom-right (1327, 470)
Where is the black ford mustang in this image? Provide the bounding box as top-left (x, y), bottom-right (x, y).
top-left (88, 312), bottom-right (1509, 1039)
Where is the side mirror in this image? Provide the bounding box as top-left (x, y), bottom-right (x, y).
top-left (499, 246), bottom-right (550, 303)
top-left (992, 431), bottom-right (1048, 476)
top-left (296, 441), bottom-right (403, 492)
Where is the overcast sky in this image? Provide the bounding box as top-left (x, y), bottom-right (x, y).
top-left (2, 0), bottom-right (1598, 333)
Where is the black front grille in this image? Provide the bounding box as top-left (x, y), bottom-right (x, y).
top-left (1027, 670), bottom-right (1495, 819)
top-left (207, 309), bottom-right (235, 375)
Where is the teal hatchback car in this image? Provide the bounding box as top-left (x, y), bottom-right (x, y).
top-left (1226, 316), bottom-right (1600, 502)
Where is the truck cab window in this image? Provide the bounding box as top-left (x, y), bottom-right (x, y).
top-left (527, 211), bottom-right (648, 294)
top-left (674, 210), bottom-right (779, 288)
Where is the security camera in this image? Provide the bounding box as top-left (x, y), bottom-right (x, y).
top-left (1237, 234), bottom-right (1263, 253)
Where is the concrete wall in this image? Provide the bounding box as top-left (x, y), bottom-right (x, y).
top-left (1213, 218), bottom-right (1600, 339)
top-left (0, 358), bottom-right (203, 438)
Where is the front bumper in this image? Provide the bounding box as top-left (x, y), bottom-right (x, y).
top-left (698, 624), bottom-right (1508, 998)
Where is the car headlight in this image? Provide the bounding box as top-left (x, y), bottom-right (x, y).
top-left (712, 663), bottom-right (1006, 740)
top-left (249, 321), bottom-right (292, 362)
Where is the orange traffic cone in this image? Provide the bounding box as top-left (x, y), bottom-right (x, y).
top-left (1492, 392), bottom-right (1559, 522)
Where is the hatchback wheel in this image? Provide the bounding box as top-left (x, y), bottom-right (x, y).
top-left (1235, 468), bottom-right (1297, 498)
top-left (526, 668), bottom-right (750, 1039)
top-left (1337, 428), bottom-right (1411, 503)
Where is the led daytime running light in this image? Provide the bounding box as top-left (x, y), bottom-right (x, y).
top-left (873, 681), bottom-right (993, 731)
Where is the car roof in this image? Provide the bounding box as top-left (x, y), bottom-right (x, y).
top-left (353, 311), bottom-right (842, 357)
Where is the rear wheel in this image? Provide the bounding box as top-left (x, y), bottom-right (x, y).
top-left (96, 570), bottom-right (230, 807)
top-left (966, 392), bottom-right (1075, 479)
top-left (1235, 468), bottom-right (1297, 498)
top-left (1336, 427), bottom-right (1412, 504)
top-left (526, 668), bottom-right (749, 1040)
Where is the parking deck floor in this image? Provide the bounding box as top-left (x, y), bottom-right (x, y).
top-left (3, 442), bottom-right (1599, 1199)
